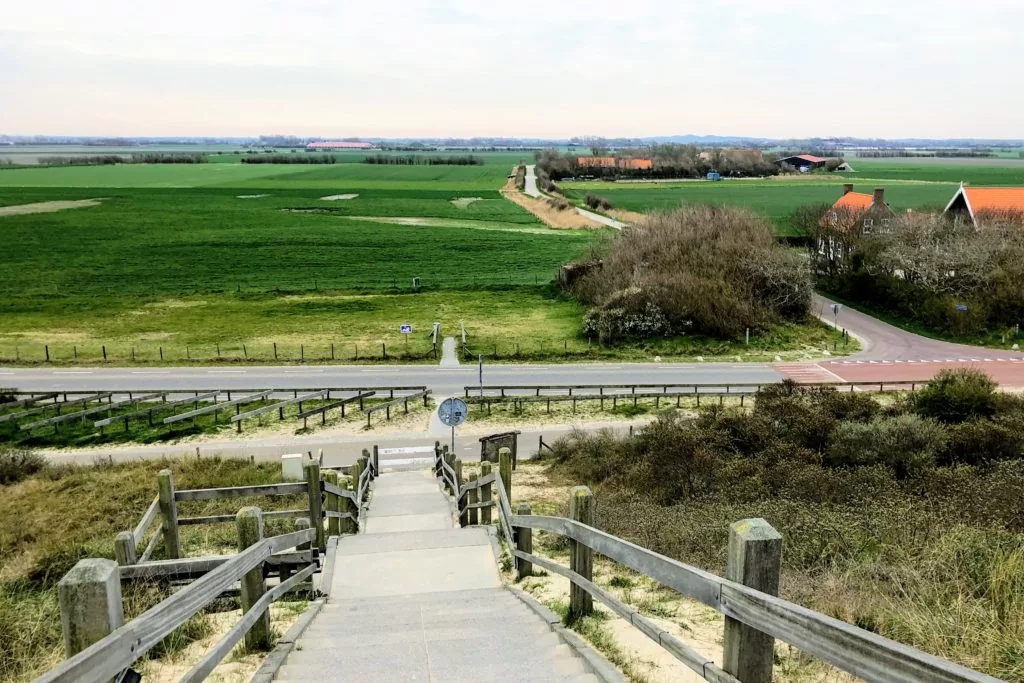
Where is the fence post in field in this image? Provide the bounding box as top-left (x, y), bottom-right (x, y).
top-left (45, 345), bottom-right (50, 362)
top-left (467, 472), bottom-right (479, 525)
top-left (498, 447), bottom-right (512, 508)
top-left (102, 345), bottom-right (107, 361)
top-left (113, 531), bottom-right (137, 566)
top-left (302, 460), bottom-right (325, 552)
top-left (236, 506), bottom-right (271, 650)
top-left (479, 461), bottom-right (493, 525)
top-left (157, 469), bottom-right (181, 559)
top-left (372, 444), bottom-right (380, 476)
top-left (516, 502), bottom-right (533, 580)
top-left (323, 470), bottom-right (341, 536)
top-left (723, 518), bottom-right (782, 683)
top-left (568, 486), bottom-right (594, 621)
top-left (58, 558), bottom-right (124, 661)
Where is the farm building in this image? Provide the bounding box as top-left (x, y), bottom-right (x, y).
top-left (778, 154), bottom-right (827, 172)
top-left (577, 156), bottom-right (617, 168)
top-left (944, 184), bottom-right (1024, 226)
top-left (306, 141), bottom-right (375, 151)
top-left (823, 184), bottom-right (895, 234)
top-left (617, 158), bottom-right (653, 170)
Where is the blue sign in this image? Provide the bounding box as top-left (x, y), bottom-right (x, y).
top-left (400, 324), bottom-right (412, 334)
top-left (955, 305), bottom-right (969, 312)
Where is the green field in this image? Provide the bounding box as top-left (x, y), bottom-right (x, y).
top-left (0, 154), bottom-right (621, 361)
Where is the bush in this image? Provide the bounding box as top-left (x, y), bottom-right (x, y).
top-left (915, 368), bottom-right (998, 423)
top-left (941, 415), bottom-right (1024, 465)
top-left (584, 194), bottom-right (614, 211)
top-left (828, 415), bottom-right (945, 477)
top-left (569, 205), bottom-right (811, 341)
top-left (0, 447), bottom-right (46, 485)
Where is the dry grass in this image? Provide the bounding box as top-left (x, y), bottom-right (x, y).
top-left (0, 199), bottom-right (104, 217)
top-left (500, 178), bottom-right (603, 230)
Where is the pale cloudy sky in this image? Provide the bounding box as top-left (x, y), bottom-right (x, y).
top-left (2, 0), bottom-right (1021, 139)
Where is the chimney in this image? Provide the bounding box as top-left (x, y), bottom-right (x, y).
top-left (842, 184), bottom-right (854, 195)
top-left (873, 188), bottom-right (885, 205)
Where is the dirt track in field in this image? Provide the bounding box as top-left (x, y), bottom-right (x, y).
top-left (0, 199), bottom-right (104, 217)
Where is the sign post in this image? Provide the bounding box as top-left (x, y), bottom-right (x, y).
top-left (400, 324), bottom-right (411, 350)
top-left (438, 397), bottom-right (469, 457)
top-left (478, 355), bottom-right (483, 398)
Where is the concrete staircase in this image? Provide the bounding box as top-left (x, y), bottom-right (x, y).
top-left (273, 468), bottom-right (604, 682)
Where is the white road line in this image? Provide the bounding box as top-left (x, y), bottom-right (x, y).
top-left (132, 371), bottom-right (169, 375)
top-left (54, 371), bottom-right (93, 375)
top-left (208, 370), bottom-right (246, 374)
top-left (0, 371), bottom-right (13, 375)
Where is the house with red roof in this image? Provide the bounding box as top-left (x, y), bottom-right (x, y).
top-left (823, 184), bottom-right (896, 234)
top-left (944, 184), bottom-right (1024, 226)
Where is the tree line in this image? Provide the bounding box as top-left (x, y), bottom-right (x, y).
top-left (536, 144), bottom-right (779, 181)
top-left (240, 154), bottom-right (337, 164)
top-left (362, 154), bottom-right (484, 166)
top-left (36, 153), bottom-right (207, 166)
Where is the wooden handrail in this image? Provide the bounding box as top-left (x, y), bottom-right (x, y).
top-left (364, 389), bottom-right (432, 414)
top-left (179, 563), bottom-right (316, 683)
top-left (458, 472), bottom-right (496, 499)
top-left (178, 508), bottom-right (309, 526)
top-left (36, 528), bottom-right (315, 683)
top-left (174, 482), bottom-right (307, 501)
top-left (164, 390), bottom-right (273, 424)
top-left (132, 497), bottom-right (161, 547)
top-left (509, 515), bottom-right (999, 683)
top-left (231, 390), bottom-right (328, 423)
top-left (296, 391), bottom-right (375, 420)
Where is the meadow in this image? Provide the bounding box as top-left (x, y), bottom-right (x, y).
top-left (0, 154), bottom-right (622, 361)
top-left (563, 157), bottom-right (1024, 235)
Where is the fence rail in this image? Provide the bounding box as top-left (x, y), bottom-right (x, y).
top-left (435, 443), bottom-right (999, 683)
top-left (364, 389), bottom-right (432, 427)
top-left (464, 379), bottom-right (929, 399)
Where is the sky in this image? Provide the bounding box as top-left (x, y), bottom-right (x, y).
top-left (2, 0), bottom-right (1022, 140)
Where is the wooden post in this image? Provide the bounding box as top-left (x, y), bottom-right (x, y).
top-left (372, 444), bottom-right (379, 477)
top-left (498, 447), bottom-right (512, 509)
top-left (157, 469), bottom-right (181, 559)
top-left (568, 486), bottom-right (594, 621)
top-left (723, 518), bottom-right (782, 683)
top-left (341, 473), bottom-right (358, 534)
top-left (295, 517), bottom-right (311, 551)
top-left (113, 531), bottom-right (137, 566)
top-left (467, 472), bottom-right (479, 525)
top-left (454, 458), bottom-right (465, 525)
top-left (516, 502), bottom-right (533, 580)
top-left (434, 441), bottom-right (442, 478)
top-left (236, 507), bottom-right (270, 650)
top-left (479, 461), bottom-right (493, 525)
top-left (357, 455), bottom-right (369, 498)
top-left (323, 470), bottom-right (341, 536)
top-left (302, 460), bottom-right (325, 552)
top-left (58, 559), bottom-right (124, 665)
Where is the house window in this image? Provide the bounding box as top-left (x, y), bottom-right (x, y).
top-left (830, 212), bottom-right (838, 226)
top-left (881, 218), bottom-right (891, 228)
top-left (863, 218), bottom-right (874, 234)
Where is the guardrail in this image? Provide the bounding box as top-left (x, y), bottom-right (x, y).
top-left (464, 380), bottom-right (929, 399)
top-left (364, 389), bottom-right (432, 427)
top-left (435, 445), bottom-right (1000, 683)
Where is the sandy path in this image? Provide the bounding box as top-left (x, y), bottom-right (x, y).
top-left (0, 199), bottom-right (103, 216)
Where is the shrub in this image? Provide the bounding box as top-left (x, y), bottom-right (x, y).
top-left (915, 368), bottom-right (998, 423)
top-left (941, 415), bottom-right (1024, 466)
top-left (584, 194), bottom-right (614, 211)
top-left (828, 415), bottom-right (945, 477)
top-left (0, 447), bottom-right (46, 485)
top-left (570, 205), bottom-right (811, 341)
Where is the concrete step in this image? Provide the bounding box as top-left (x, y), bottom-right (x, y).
top-left (296, 628), bottom-right (560, 650)
top-left (333, 527), bottom-right (491, 556)
top-left (325, 587), bottom-right (508, 608)
top-left (306, 611), bottom-right (549, 635)
top-left (276, 674), bottom-right (599, 683)
top-left (275, 655), bottom-right (589, 682)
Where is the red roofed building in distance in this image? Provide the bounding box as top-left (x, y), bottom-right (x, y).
top-left (778, 154), bottom-right (827, 172)
top-left (617, 158), bottom-right (653, 170)
top-left (823, 184), bottom-right (895, 234)
top-left (577, 156), bottom-right (617, 168)
top-left (944, 184), bottom-right (1024, 226)
top-left (306, 141), bottom-right (375, 150)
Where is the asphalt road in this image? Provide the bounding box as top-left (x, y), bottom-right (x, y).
top-left (813, 294), bottom-right (1024, 361)
top-left (0, 362), bottom-right (784, 397)
top-left (524, 164), bottom-right (540, 198)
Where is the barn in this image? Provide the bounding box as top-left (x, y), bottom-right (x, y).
top-left (777, 154), bottom-right (827, 172)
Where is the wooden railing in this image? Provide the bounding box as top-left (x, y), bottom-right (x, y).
top-left (435, 445), bottom-right (1002, 683)
top-left (45, 448), bottom-right (384, 683)
top-left (364, 389), bottom-right (432, 427)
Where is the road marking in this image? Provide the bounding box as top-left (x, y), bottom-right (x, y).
top-left (54, 371), bottom-right (93, 375)
top-left (208, 370), bottom-right (246, 374)
top-left (360, 368), bottom-right (402, 373)
top-left (379, 446), bottom-right (435, 455)
top-left (284, 370), bottom-right (324, 374)
top-left (0, 371), bottom-right (13, 375)
top-left (132, 371), bottom-right (169, 375)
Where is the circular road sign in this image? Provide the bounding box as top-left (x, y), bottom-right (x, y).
top-left (438, 397), bottom-right (469, 427)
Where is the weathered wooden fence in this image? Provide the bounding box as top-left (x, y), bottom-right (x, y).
top-left (41, 450), bottom-right (383, 683)
top-left (435, 446), bottom-right (1002, 683)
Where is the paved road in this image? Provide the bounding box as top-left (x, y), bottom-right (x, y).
top-left (524, 164), bottom-right (541, 198)
top-left (575, 206), bottom-right (625, 229)
top-left (0, 363), bottom-right (783, 397)
top-left (813, 293), bottom-right (1024, 362)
